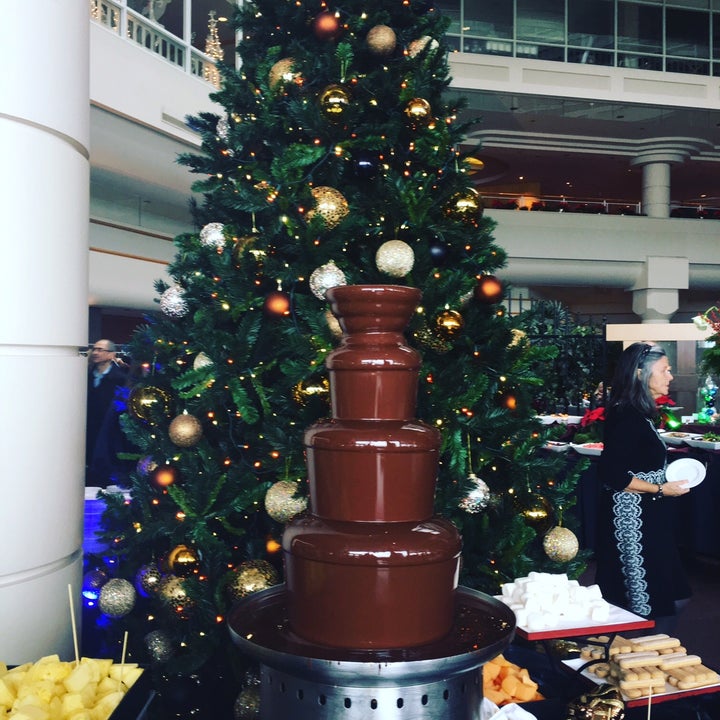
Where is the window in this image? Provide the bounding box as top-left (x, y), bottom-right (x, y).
top-left (568, 0), bottom-right (615, 49)
top-left (517, 0), bottom-right (564, 44)
top-left (463, 0), bottom-right (513, 39)
top-left (618, 1), bottom-right (662, 53)
top-left (666, 8), bottom-right (710, 58)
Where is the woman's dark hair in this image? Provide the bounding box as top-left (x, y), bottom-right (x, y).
top-left (608, 342), bottom-right (666, 417)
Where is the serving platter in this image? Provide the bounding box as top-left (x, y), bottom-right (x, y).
top-left (570, 442), bottom-right (603, 457)
top-left (683, 437), bottom-right (720, 451)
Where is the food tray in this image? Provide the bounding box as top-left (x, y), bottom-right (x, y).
top-left (536, 414), bottom-right (584, 426)
top-left (543, 441), bottom-right (570, 453)
top-left (563, 657), bottom-right (720, 707)
top-left (660, 431), bottom-right (701, 447)
top-left (570, 442), bottom-right (603, 457)
top-left (684, 437), bottom-right (720, 451)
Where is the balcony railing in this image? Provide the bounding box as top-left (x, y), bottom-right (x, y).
top-left (90, 0), bottom-right (219, 86)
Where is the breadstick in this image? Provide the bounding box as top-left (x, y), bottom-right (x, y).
top-left (659, 653), bottom-right (701, 669)
top-left (632, 636), bottom-right (681, 652)
top-left (615, 651), bottom-right (660, 668)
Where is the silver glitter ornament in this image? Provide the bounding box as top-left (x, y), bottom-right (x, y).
top-left (199, 222), bottom-right (226, 249)
top-left (375, 239), bottom-right (415, 277)
top-left (159, 286), bottom-right (188, 317)
top-left (216, 115), bottom-right (230, 141)
top-left (234, 686), bottom-right (261, 719)
top-left (193, 351), bottom-right (213, 369)
top-left (459, 473), bottom-right (490, 513)
top-left (98, 578), bottom-right (137, 618)
top-left (309, 260), bottom-right (347, 300)
top-left (144, 629), bottom-right (175, 664)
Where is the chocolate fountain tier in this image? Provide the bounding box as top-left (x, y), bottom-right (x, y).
top-left (305, 419), bottom-right (441, 522)
top-left (326, 285), bottom-right (422, 421)
top-left (228, 585), bottom-right (516, 720)
top-left (282, 515), bottom-right (462, 649)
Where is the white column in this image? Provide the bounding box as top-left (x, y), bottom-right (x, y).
top-left (0, 1), bottom-right (89, 663)
top-left (630, 146), bottom-right (691, 219)
top-left (632, 256), bottom-right (689, 324)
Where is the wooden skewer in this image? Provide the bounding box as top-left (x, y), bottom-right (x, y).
top-left (67, 584), bottom-right (80, 667)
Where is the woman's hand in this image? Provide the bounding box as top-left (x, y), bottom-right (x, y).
top-left (661, 480), bottom-right (689, 497)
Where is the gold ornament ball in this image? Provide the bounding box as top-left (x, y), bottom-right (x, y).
top-left (435, 309), bottom-right (464, 338)
top-left (516, 493), bottom-right (554, 535)
top-left (543, 526), bottom-right (579, 562)
top-left (366, 24), bottom-right (397, 56)
top-left (128, 385), bottom-right (172, 423)
top-left (375, 239), bottom-right (415, 277)
top-left (168, 413), bottom-right (203, 448)
top-left (404, 97), bottom-right (433, 127)
top-left (264, 480), bottom-right (309, 523)
top-left (226, 560), bottom-right (280, 604)
top-left (166, 544), bottom-right (201, 577)
top-left (157, 574), bottom-right (195, 615)
top-left (318, 84), bottom-right (351, 122)
top-left (292, 377), bottom-right (330, 406)
top-left (269, 57), bottom-right (301, 91)
top-left (445, 188), bottom-right (483, 225)
top-left (306, 186), bottom-right (349, 229)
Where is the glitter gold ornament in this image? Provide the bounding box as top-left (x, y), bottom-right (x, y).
top-left (413, 324), bottom-right (451, 354)
top-left (408, 35), bottom-right (440, 58)
top-left (292, 377), bottom-right (330, 406)
top-left (305, 186), bottom-right (349, 229)
top-left (325, 308), bottom-right (343, 337)
top-left (366, 24), bottom-right (397, 56)
top-left (128, 385), bottom-right (172, 423)
top-left (168, 413), bottom-right (203, 448)
top-left (459, 474), bottom-right (490, 513)
top-left (318, 84), bottom-right (352, 122)
top-left (158, 574), bottom-right (195, 615)
top-left (435, 309), bottom-right (464, 338)
top-left (166, 544), bottom-right (201, 577)
top-left (543, 526), bottom-right (579, 562)
top-left (376, 239), bottom-right (415, 277)
top-left (199, 222), bottom-right (226, 249)
top-left (98, 578), bottom-right (136, 618)
top-left (226, 560), bottom-right (280, 604)
top-left (264, 480), bottom-right (308, 523)
top-left (309, 260), bottom-right (347, 299)
top-left (445, 188), bottom-right (483, 225)
top-left (268, 57), bottom-right (302, 91)
top-left (159, 285), bottom-right (188, 317)
top-left (474, 274), bottom-right (504, 304)
top-left (135, 562), bottom-right (163, 597)
top-left (509, 329), bottom-right (527, 347)
top-left (404, 97), bottom-right (433, 127)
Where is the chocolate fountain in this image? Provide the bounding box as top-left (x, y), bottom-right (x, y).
top-left (229, 285), bottom-right (515, 719)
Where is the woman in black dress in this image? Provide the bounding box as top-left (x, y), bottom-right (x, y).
top-left (595, 342), bottom-right (691, 630)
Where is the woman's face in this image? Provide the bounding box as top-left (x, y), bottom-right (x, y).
top-left (647, 355), bottom-right (673, 399)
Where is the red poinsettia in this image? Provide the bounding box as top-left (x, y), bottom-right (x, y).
top-left (581, 407), bottom-right (605, 427)
top-left (655, 395), bottom-right (676, 407)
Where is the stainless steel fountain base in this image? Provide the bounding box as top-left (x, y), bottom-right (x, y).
top-left (228, 584), bottom-right (516, 720)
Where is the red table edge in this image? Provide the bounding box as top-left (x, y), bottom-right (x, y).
top-left (515, 617), bottom-right (654, 641)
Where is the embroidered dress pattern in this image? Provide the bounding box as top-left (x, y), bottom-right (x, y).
top-left (611, 467), bottom-right (664, 617)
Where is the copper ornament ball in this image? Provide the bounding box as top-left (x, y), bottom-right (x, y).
top-left (313, 11), bottom-right (341, 41)
top-left (366, 24), bottom-right (397, 56)
top-left (474, 274), bottom-right (504, 304)
top-left (151, 464), bottom-right (179, 489)
top-left (168, 413), bottom-right (203, 448)
top-left (263, 290), bottom-right (291, 317)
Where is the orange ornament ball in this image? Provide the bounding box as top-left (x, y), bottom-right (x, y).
top-left (313, 11), bottom-right (341, 41)
top-left (152, 465), bottom-right (178, 489)
top-left (264, 290), bottom-right (291, 317)
top-left (474, 274), bottom-right (503, 304)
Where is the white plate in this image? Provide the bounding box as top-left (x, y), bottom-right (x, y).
top-left (536, 414), bottom-right (584, 425)
top-left (660, 431), bottom-right (701, 446)
top-left (666, 458), bottom-right (706, 487)
top-left (570, 442), bottom-right (604, 456)
top-left (683, 437), bottom-right (720, 451)
top-left (543, 441), bottom-right (570, 453)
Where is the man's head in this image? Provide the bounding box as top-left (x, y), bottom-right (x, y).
top-left (90, 339), bottom-right (117, 371)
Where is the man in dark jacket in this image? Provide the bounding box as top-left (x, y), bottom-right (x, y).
top-left (86, 339), bottom-right (127, 486)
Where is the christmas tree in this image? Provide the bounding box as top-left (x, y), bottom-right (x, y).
top-left (92, 0), bottom-right (588, 695)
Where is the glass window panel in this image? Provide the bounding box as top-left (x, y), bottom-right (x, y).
top-left (714, 13), bottom-right (720, 58)
top-left (667, 0), bottom-right (709, 8)
top-left (517, 0), bottom-right (565, 44)
top-left (436, 0), bottom-right (461, 34)
top-left (568, 48), bottom-right (614, 65)
top-left (666, 9), bottom-right (710, 58)
top-left (463, 0), bottom-right (513, 39)
top-left (618, 2), bottom-right (662, 53)
top-left (192, 1), bottom-right (236, 58)
top-left (568, 0), bottom-right (615, 49)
